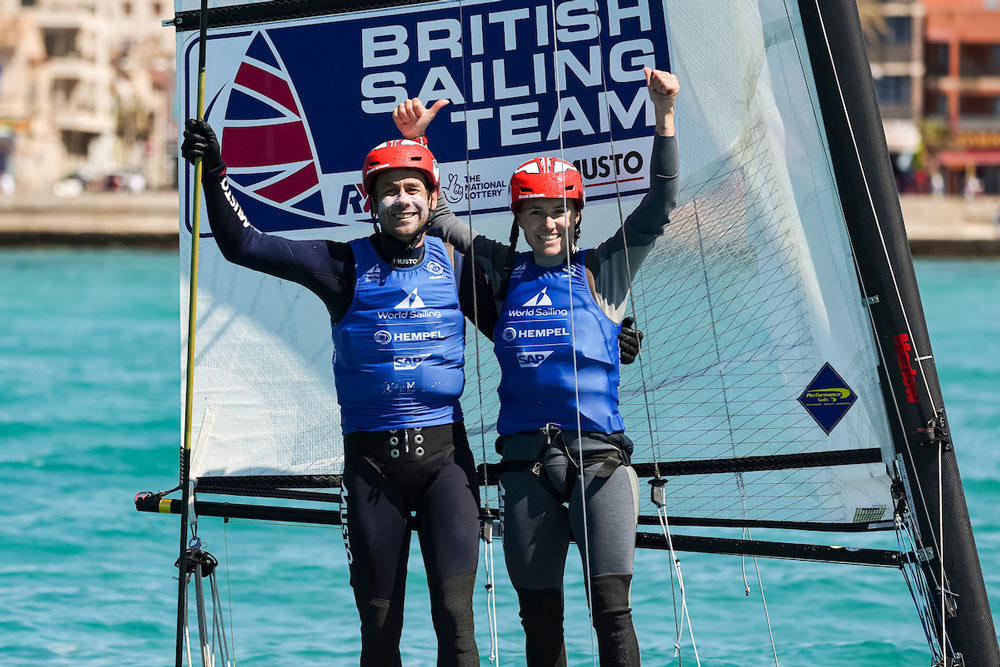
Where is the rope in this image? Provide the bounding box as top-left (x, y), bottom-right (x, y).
top-left (581, 3), bottom-right (696, 661)
top-left (745, 527), bottom-right (779, 666)
top-left (655, 505), bottom-right (701, 666)
top-left (546, 1), bottom-right (597, 663)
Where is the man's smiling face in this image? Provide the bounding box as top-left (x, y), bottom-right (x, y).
top-left (374, 168), bottom-right (438, 244)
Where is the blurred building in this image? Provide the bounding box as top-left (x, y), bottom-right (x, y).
top-left (867, 0), bottom-right (926, 191)
top-left (923, 0), bottom-right (1000, 195)
top-left (0, 0), bottom-right (174, 193)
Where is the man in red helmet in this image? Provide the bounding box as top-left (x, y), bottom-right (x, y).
top-left (393, 67), bottom-right (680, 666)
top-left (181, 121), bottom-right (481, 666)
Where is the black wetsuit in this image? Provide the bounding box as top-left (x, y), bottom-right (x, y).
top-left (200, 165), bottom-right (482, 667)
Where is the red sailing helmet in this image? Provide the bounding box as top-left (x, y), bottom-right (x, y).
top-left (361, 139), bottom-right (440, 200)
top-left (509, 157), bottom-right (585, 212)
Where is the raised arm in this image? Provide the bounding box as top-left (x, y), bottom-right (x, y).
top-left (588, 69), bottom-right (680, 320)
top-left (181, 119), bottom-right (355, 320)
top-left (394, 99), bottom-right (513, 290)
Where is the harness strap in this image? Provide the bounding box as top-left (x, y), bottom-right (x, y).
top-left (497, 424), bottom-right (630, 480)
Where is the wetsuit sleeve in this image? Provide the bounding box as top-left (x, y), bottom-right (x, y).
top-left (456, 251), bottom-right (499, 341)
top-left (588, 134), bottom-right (679, 322)
top-left (201, 172), bottom-right (356, 321)
top-left (427, 202), bottom-right (511, 291)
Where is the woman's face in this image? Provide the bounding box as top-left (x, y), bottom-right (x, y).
top-left (516, 198), bottom-right (580, 262)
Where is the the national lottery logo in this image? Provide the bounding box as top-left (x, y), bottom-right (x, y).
top-left (374, 330), bottom-right (392, 344)
top-left (502, 327), bottom-right (517, 342)
top-left (440, 172), bottom-right (506, 205)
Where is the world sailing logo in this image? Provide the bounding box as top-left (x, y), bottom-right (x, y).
top-left (394, 288), bottom-right (425, 309)
top-left (523, 287), bottom-right (552, 307)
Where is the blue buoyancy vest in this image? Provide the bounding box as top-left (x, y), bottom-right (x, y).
top-left (493, 250), bottom-right (623, 435)
top-left (331, 237), bottom-right (465, 433)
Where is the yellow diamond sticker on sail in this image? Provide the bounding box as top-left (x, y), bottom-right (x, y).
top-left (797, 363), bottom-right (857, 434)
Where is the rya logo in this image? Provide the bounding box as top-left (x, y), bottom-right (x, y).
top-left (516, 350), bottom-right (553, 368)
top-left (339, 183), bottom-right (371, 216)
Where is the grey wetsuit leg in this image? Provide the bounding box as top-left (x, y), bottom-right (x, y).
top-left (567, 460), bottom-right (641, 666)
top-left (499, 451), bottom-right (571, 667)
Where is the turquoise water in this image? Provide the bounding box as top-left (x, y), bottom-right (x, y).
top-left (0, 250), bottom-right (997, 666)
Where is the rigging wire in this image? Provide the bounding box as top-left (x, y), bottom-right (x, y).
top-left (177, 1), bottom-right (211, 664)
top-left (938, 442), bottom-right (945, 658)
top-left (744, 527), bottom-right (780, 666)
top-left (544, 1), bottom-right (598, 662)
top-left (580, 1), bottom-right (700, 661)
top-left (896, 514), bottom-right (945, 660)
top-left (222, 521), bottom-right (237, 667)
top-left (454, 0), bottom-right (501, 660)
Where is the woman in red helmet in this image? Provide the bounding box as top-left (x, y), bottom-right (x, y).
top-left (181, 126), bottom-right (481, 666)
top-left (394, 67), bottom-right (680, 666)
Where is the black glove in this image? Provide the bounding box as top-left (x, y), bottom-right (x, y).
top-left (619, 317), bottom-right (644, 365)
top-left (181, 118), bottom-right (225, 178)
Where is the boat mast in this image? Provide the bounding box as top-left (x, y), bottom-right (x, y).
top-left (175, 0), bottom-right (210, 665)
top-left (797, 0), bottom-right (999, 663)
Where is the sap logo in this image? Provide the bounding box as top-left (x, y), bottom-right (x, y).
top-left (339, 183), bottom-right (372, 216)
top-left (394, 288), bottom-right (426, 309)
top-left (394, 353), bottom-right (431, 370)
top-left (517, 350), bottom-right (553, 368)
top-left (523, 287), bottom-right (552, 307)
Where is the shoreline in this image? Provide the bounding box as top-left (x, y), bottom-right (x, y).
top-left (1, 192), bottom-right (998, 256)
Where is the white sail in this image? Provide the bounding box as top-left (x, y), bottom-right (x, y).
top-left (176, 0), bottom-right (894, 531)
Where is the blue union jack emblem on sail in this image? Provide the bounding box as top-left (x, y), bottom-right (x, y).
top-left (211, 31), bottom-right (333, 232)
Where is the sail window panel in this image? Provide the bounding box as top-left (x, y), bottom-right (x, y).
top-left (639, 464), bottom-right (892, 529)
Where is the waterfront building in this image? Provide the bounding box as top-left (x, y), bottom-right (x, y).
top-left (924, 0), bottom-right (1000, 195)
top-left (0, 0), bottom-right (174, 193)
top-left (866, 0), bottom-right (926, 192)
